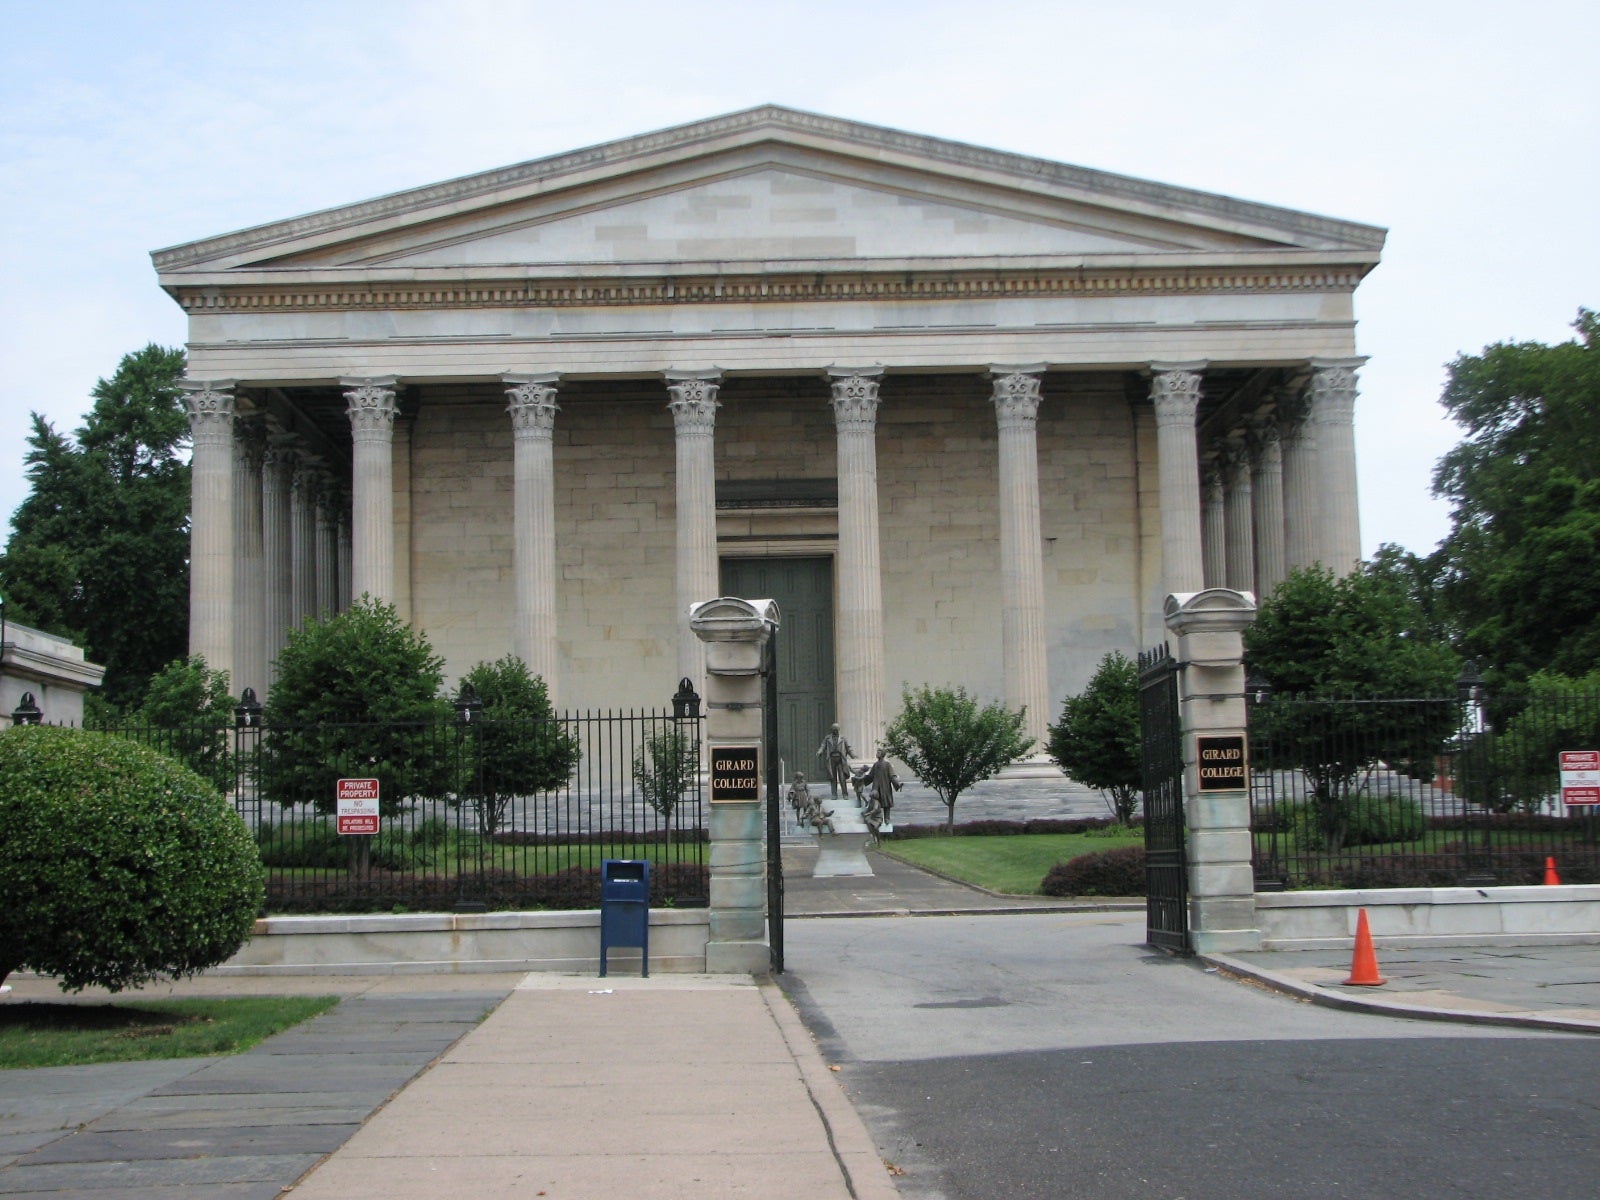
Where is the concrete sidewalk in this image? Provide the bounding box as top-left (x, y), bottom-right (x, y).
top-left (285, 975), bottom-right (896, 1200)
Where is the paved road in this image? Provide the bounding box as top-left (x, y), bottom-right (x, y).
top-left (781, 911), bottom-right (1600, 1200)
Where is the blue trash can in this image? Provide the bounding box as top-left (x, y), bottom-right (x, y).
top-left (599, 859), bottom-right (650, 977)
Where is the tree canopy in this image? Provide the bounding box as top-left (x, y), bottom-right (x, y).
top-left (455, 655), bottom-right (580, 835)
top-left (1430, 310), bottom-right (1600, 687)
top-left (0, 345), bottom-right (190, 708)
top-left (882, 684), bottom-right (1034, 831)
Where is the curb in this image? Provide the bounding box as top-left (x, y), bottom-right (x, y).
top-left (1202, 951), bottom-right (1600, 1036)
top-left (759, 979), bottom-right (904, 1200)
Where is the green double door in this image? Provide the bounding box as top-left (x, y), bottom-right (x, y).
top-left (720, 557), bottom-right (835, 786)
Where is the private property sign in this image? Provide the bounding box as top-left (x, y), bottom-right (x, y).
top-left (336, 777), bottom-right (381, 834)
top-left (1559, 751), bottom-right (1600, 807)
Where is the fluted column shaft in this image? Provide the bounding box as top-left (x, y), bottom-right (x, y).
top-left (289, 456), bottom-right (319, 626)
top-left (667, 371), bottom-right (721, 691)
top-left (344, 377), bottom-right (398, 603)
top-left (829, 367), bottom-right (888, 753)
top-left (506, 374), bottom-right (561, 697)
top-left (1150, 362), bottom-right (1207, 594)
top-left (1222, 443), bottom-right (1255, 593)
top-left (336, 507), bottom-right (352, 613)
top-left (991, 366), bottom-right (1050, 745)
top-left (1249, 422), bottom-right (1287, 594)
top-left (1280, 385), bottom-right (1320, 571)
top-left (314, 476), bottom-right (338, 618)
top-left (232, 417), bottom-right (267, 697)
top-left (261, 441), bottom-right (294, 686)
top-left (1201, 466), bottom-right (1227, 589)
top-left (1311, 357), bottom-right (1366, 574)
top-left (182, 380), bottom-right (235, 677)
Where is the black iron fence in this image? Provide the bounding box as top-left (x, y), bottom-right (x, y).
top-left (16, 691), bottom-right (709, 913)
top-left (1248, 685), bottom-right (1600, 889)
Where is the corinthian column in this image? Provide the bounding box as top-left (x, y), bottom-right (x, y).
top-left (991, 365), bottom-right (1051, 746)
top-left (343, 377), bottom-right (398, 603)
top-left (667, 370), bottom-right (721, 690)
top-left (232, 417), bottom-right (267, 697)
top-left (1311, 357), bottom-right (1366, 574)
top-left (1249, 418), bottom-right (1287, 595)
top-left (289, 455), bottom-right (319, 626)
top-left (181, 379), bottom-right (236, 678)
top-left (1201, 464), bottom-right (1226, 589)
top-left (261, 438), bottom-right (294, 685)
top-left (505, 373), bottom-right (561, 698)
top-left (314, 475), bottom-right (338, 618)
top-left (1279, 382), bottom-right (1320, 572)
top-left (1149, 362), bottom-right (1207, 594)
top-left (829, 366), bottom-right (888, 753)
top-left (1222, 441), bottom-right (1255, 594)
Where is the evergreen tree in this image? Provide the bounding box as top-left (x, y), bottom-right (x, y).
top-left (0, 345), bottom-right (190, 707)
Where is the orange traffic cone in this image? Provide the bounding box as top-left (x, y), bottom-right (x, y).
top-left (1343, 908), bottom-right (1386, 986)
top-left (1544, 856), bottom-right (1561, 886)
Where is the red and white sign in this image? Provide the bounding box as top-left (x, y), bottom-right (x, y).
top-left (336, 778), bottom-right (381, 834)
top-left (1559, 751), bottom-right (1600, 807)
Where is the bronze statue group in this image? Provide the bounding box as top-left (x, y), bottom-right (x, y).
top-left (788, 723), bottom-right (901, 840)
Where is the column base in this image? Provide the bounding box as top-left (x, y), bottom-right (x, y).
top-left (705, 940), bottom-right (772, 974)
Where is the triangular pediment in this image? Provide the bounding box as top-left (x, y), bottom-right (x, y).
top-left (154, 106), bottom-right (1384, 279)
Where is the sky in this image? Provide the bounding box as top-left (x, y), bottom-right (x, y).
top-left (2, 0), bottom-right (1595, 559)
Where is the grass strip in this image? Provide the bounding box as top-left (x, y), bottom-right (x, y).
top-left (880, 830), bottom-right (1143, 895)
top-left (0, 994), bottom-right (340, 1069)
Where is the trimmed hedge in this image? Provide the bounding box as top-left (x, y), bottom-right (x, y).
top-left (889, 817), bottom-right (1133, 840)
top-left (0, 726), bottom-right (266, 992)
top-left (263, 863), bottom-right (711, 914)
top-left (1041, 846), bottom-right (1147, 897)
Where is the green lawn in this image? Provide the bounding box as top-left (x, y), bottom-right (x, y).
top-left (0, 995), bottom-right (339, 1069)
top-left (880, 830), bottom-right (1143, 895)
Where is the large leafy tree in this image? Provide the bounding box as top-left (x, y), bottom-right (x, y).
top-left (1048, 651), bottom-right (1141, 824)
top-left (0, 345), bottom-right (190, 708)
top-left (1245, 565), bottom-right (1459, 851)
top-left (882, 684), bottom-right (1034, 832)
top-left (1431, 310), bottom-right (1600, 688)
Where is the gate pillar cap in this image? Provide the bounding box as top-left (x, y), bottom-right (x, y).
top-left (689, 597), bottom-right (781, 642)
top-left (1164, 589), bottom-right (1257, 637)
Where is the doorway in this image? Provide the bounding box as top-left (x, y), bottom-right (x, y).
top-left (719, 556), bottom-right (835, 785)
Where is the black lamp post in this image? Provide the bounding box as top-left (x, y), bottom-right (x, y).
top-left (671, 677), bottom-right (701, 720)
top-left (1455, 660), bottom-right (1496, 884)
top-left (453, 683), bottom-right (487, 913)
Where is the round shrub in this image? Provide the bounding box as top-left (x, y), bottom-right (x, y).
top-left (0, 726), bottom-right (266, 992)
top-left (1041, 846), bottom-right (1146, 897)
top-left (1286, 794), bottom-right (1426, 851)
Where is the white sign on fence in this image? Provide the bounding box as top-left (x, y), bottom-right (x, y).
top-left (336, 777), bottom-right (381, 834)
top-left (1558, 751), bottom-right (1600, 807)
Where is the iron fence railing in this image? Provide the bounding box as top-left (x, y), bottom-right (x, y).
top-left (1248, 688), bottom-right (1600, 889)
top-left (67, 706), bottom-right (708, 913)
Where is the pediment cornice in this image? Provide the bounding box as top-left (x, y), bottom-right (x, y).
top-left (153, 106), bottom-right (1386, 275)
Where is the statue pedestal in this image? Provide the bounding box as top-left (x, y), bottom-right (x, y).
top-left (811, 797), bottom-right (875, 877)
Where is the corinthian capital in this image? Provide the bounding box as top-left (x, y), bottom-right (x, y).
top-left (180, 378), bottom-right (236, 441)
top-left (1309, 356), bottom-right (1367, 426)
top-left (341, 376), bottom-right (399, 436)
top-left (1149, 361), bottom-right (1206, 427)
top-left (828, 366), bottom-right (884, 433)
top-left (504, 372), bottom-right (560, 436)
top-left (665, 369), bottom-right (721, 435)
top-left (989, 364), bottom-right (1045, 431)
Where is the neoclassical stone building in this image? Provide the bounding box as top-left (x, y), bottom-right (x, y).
top-left (157, 107), bottom-right (1381, 766)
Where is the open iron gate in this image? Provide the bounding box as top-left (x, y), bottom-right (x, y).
top-left (764, 631), bottom-right (785, 973)
top-left (1140, 645), bottom-right (1189, 953)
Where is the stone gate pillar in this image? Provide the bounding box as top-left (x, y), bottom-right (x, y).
top-left (1163, 588), bottom-right (1261, 953)
top-left (690, 596), bottom-right (778, 974)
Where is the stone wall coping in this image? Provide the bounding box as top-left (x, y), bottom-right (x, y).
top-left (1256, 885), bottom-right (1600, 908)
top-left (250, 909), bottom-right (711, 936)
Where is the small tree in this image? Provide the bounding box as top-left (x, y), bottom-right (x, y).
top-left (1049, 651), bottom-right (1141, 824)
top-left (122, 654), bottom-right (236, 793)
top-left (632, 727), bottom-right (700, 847)
top-left (259, 597), bottom-right (450, 813)
top-left (1246, 565), bottom-right (1459, 851)
top-left (0, 726), bottom-right (264, 992)
top-left (1457, 669), bottom-right (1600, 814)
top-left (455, 656), bottom-right (580, 836)
top-left (882, 684), bottom-right (1035, 832)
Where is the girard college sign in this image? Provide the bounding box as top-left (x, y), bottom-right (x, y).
top-left (1197, 735), bottom-right (1248, 792)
